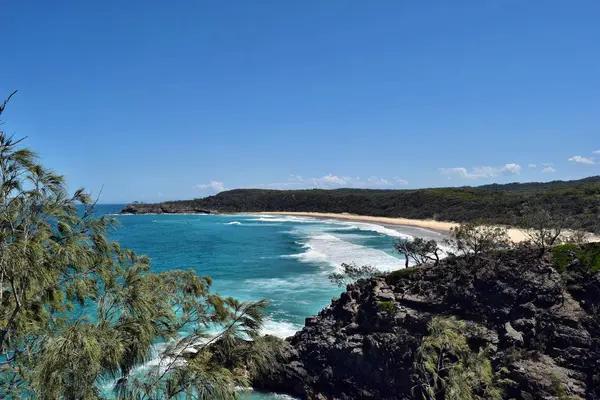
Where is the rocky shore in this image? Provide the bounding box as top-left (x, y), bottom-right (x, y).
top-left (121, 202), bottom-right (214, 214)
top-left (254, 248), bottom-right (600, 399)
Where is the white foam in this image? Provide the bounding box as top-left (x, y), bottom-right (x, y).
top-left (243, 275), bottom-right (332, 291)
top-left (293, 233), bottom-right (405, 272)
top-left (225, 221), bottom-right (242, 225)
top-left (327, 225), bottom-right (360, 231)
top-left (247, 216), bottom-right (315, 223)
top-left (331, 233), bottom-right (378, 239)
top-left (243, 215), bottom-right (413, 240)
top-left (351, 222), bottom-right (411, 238)
top-left (260, 318), bottom-right (302, 338)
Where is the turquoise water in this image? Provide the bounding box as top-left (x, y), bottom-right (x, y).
top-left (97, 205), bottom-right (443, 398)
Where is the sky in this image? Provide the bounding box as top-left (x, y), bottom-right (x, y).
top-left (1, 1), bottom-right (599, 203)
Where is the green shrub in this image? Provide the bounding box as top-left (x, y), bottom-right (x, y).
top-left (552, 243), bottom-right (600, 273)
top-left (552, 244), bottom-right (580, 272)
top-left (580, 242), bottom-right (600, 273)
top-left (377, 301), bottom-right (395, 314)
top-left (387, 267), bottom-right (419, 284)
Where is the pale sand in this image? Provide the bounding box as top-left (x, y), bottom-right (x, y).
top-left (256, 211), bottom-right (532, 243)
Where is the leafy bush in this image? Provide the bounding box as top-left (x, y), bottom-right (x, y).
top-left (386, 267), bottom-right (420, 284)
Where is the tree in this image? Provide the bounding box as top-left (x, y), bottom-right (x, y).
top-left (412, 316), bottom-right (503, 400)
top-left (445, 222), bottom-right (511, 259)
top-left (519, 201), bottom-right (571, 254)
top-left (328, 263), bottom-right (381, 287)
top-left (395, 237), bottom-right (442, 268)
top-left (0, 93), bottom-right (277, 398)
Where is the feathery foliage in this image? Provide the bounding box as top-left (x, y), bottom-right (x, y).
top-left (0, 93), bottom-right (276, 398)
top-left (412, 317), bottom-right (503, 400)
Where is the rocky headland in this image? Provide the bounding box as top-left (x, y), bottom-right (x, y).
top-left (254, 246), bottom-right (600, 400)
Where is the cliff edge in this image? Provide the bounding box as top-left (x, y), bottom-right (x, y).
top-left (255, 247), bottom-right (600, 399)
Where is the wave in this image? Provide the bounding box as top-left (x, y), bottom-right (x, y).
top-left (243, 275), bottom-right (332, 291)
top-left (351, 222), bottom-right (411, 238)
top-left (247, 216), bottom-right (315, 223)
top-left (260, 318), bottom-right (303, 338)
top-left (291, 233), bottom-right (405, 272)
top-left (329, 233), bottom-right (378, 239)
top-left (326, 225), bottom-right (359, 231)
top-left (225, 221), bottom-right (242, 225)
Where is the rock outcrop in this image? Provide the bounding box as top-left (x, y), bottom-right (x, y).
top-left (255, 250), bottom-right (600, 399)
top-left (121, 203), bottom-right (213, 214)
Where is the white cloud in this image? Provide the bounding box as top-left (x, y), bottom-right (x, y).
top-left (568, 156), bottom-right (596, 165)
top-left (255, 174), bottom-right (408, 189)
top-left (542, 166), bottom-right (556, 173)
top-left (542, 162), bottom-right (553, 167)
top-left (593, 150), bottom-right (600, 154)
top-left (196, 181), bottom-right (225, 193)
top-left (439, 163), bottom-right (521, 179)
top-left (312, 174), bottom-right (349, 187)
top-left (503, 163), bottom-right (521, 174)
top-left (367, 176), bottom-right (391, 186)
top-left (528, 164), bottom-right (537, 169)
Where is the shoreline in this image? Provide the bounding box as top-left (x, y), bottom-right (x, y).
top-left (254, 211), bottom-right (531, 242)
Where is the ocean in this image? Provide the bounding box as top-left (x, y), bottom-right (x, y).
top-left (97, 204), bottom-right (444, 399)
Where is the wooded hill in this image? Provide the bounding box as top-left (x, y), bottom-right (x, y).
top-left (122, 176), bottom-right (600, 232)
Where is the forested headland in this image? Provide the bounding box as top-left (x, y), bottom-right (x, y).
top-left (122, 177), bottom-right (600, 232)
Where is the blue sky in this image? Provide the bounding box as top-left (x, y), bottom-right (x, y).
top-left (1, 1), bottom-right (599, 203)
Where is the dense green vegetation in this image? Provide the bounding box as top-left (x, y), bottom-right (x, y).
top-left (126, 178), bottom-right (600, 232)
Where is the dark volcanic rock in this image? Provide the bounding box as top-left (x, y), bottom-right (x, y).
top-left (120, 203), bottom-right (213, 214)
top-left (255, 252), bottom-right (600, 400)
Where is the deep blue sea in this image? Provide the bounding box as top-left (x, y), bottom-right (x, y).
top-left (96, 205), bottom-right (444, 399)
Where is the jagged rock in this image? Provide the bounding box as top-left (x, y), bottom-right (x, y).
top-left (255, 250), bottom-right (600, 400)
top-left (504, 322), bottom-right (525, 344)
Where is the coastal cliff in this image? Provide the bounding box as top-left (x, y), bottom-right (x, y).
top-left (255, 247), bottom-right (600, 399)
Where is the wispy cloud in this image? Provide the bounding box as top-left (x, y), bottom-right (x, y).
top-left (439, 163), bottom-right (521, 179)
top-left (593, 150), bottom-right (600, 154)
top-left (541, 162), bottom-right (556, 173)
top-left (528, 164), bottom-right (537, 169)
top-left (568, 156), bottom-right (596, 165)
top-left (255, 174), bottom-right (408, 189)
top-left (195, 181), bottom-right (225, 193)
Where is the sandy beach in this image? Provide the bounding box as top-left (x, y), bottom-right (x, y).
top-left (257, 211), bottom-right (533, 243)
